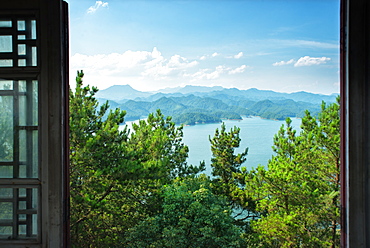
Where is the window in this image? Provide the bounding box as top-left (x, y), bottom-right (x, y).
top-left (0, 1), bottom-right (69, 247)
top-left (0, 15), bottom-right (40, 242)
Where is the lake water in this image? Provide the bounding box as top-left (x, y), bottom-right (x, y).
top-left (182, 117), bottom-right (302, 175)
top-left (123, 116), bottom-right (302, 175)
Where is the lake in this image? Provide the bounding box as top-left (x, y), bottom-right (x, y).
top-left (182, 117), bottom-right (302, 175)
top-left (123, 116), bottom-right (302, 175)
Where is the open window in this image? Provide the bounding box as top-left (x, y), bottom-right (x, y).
top-left (0, 0), bottom-right (369, 247)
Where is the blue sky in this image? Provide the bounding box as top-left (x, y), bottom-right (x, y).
top-left (66, 0), bottom-right (340, 94)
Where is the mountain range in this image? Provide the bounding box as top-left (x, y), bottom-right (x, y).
top-left (96, 85), bottom-right (339, 125)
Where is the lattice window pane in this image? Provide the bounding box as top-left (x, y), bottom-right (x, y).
top-left (17, 20), bottom-right (25, 31)
top-left (0, 80), bottom-right (12, 90)
top-left (32, 47), bottom-right (37, 66)
top-left (0, 35), bottom-right (12, 53)
top-left (18, 44), bottom-right (26, 55)
top-left (0, 60), bottom-right (12, 67)
top-left (0, 187), bottom-right (39, 240)
top-left (0, 95), bottom-right (13, 162)
top-left (0, 20), bottom-right (11, 28)
top-left (0, 18), bottom-right (38, 68)
top-left (0, 80), bottom-right (38, 179)
top-left (31, 20), bottom-right (36, 40)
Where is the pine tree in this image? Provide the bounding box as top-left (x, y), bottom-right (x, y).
top-left (242, 99), bottom-right (340, 247)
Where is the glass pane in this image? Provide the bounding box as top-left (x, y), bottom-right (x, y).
top-left (19, 201), bottom-right (26, 210)
top-left (18, 44), bottom-right (26, 55)
top-left (32, 131), bottom-right (38, 177)
top-left (18, 132), bottom-right (38, 178)
top-left (0, 188), bottom-right (12, 198)
top-left (0, 166), bottom-right (12, 178)
top-left (19, 95), bottom-right (26, 126)
top-left (0, 20), bottom-right (11, 28)
top-left (0, 226), bottom-right (12, 239)
top-left (19, 225), bottom-right (26, 235)
top-left (18, 59), bottom-right (26, 66)
top-left (32, 188), bottom-right (37, 209)
top-left (32, 47), bottom-right (37, 66)
top-left (18, 35), bottom-right (26, 40)
top-left (19, 129), bottom-right (26, 162)
top-left (0, 35), bottom-right (12, 52)
top-left (18, 80), bottom-right (26, 92)
top-left (0, 202), bottom-right (12, 219)
top-left (0, 96), bottom-right (13, 162)
top-left (0, 59), bottom-right (12, 67)
top-left (19, 188), bottom-right (26, 197)
top-left (0, 80), bottom-right (12, 90)
top-left (31, 20), bottom-right (36, 40)
top-left (17, 20), bottom-right (25, 31)
top-left (32, 80), bottom-right (38, 125)
top-left (19, 165), bottom-right (26, 178)
top-left (32, 214), bottom-right (37, 235)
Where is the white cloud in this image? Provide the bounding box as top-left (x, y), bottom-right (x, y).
top-left (273, 56), bottom-right (331, 67)
top-left (293, 40), bottom-right (338, 49)
top-left (234, 52), bottom-right (243, 59)
top-left (273, 59), bottom-right (295, 66)
top-left (87, 1), bottom-right (109, 14)
top-left (71, 48), bottom-right (199, 80)
top-left (142, 54), bottom-right (198, 79)
top-left (273, 39), bottom-right (339, 49)
top-left (199, 53), bottom-right (220, 60)
top-left (71, 48), bottom-right (158, 75)
top-left (229, 65), bottom-right (248, 74)
top-left (294, 56), bottom-right (331, 67)
top-left (187, 64), bottom-right (248, 80)
top-left (187, 65), bottom-right (228, 81)
top-left (71, 47), bottom-right (251, 90)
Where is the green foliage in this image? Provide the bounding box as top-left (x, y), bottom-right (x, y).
top-left (210, 123), bottom-right (248, 187)
top-left (126, 175), bottom-right (244, 248)
top-left (128, 110), bottom-right (205, 180)
top-left (241, 99), bottom-right (340, 247)
top-left (70, 70), bottom-right (340, 247)
top-left (69, 71), bottom-right (204, 247)
top-left (209, 123), bottom-right (259, 233)
top-left (70, 71), bottom-right (132, 246)
top-left (250, 99), bottom-right (320, 120)
top-left (172, 112), bottom-right (222, 125)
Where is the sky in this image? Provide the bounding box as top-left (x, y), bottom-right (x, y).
top-left (66, 0), bottom-right (340, 95)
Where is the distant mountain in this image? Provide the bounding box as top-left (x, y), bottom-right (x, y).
top-left (114, 94), bottom-right (321, 123)
top-left (96, 84), bottom-right (338, 124)
top-left (287, 91), bottom-right (338, 104)
top-left (96, 85), bottom-right (151, 101)
top-left (204, 88), bottom-right (338, 104)
top-left (116, 94), bottom-right (250, 122)
top-left (97, 84), bottom-right (338, 105)
top-left (134, 92), bottom-right (185, 102)
top-left (157, 85), bottom-right (224, 94)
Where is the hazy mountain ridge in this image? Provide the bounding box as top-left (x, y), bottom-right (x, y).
top-left (96, 85), bottom-right (338, 124)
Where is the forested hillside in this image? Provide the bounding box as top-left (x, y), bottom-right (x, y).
top-left (107, 94), bottom-right (322, 124)
top-left (70, 72), bottom-right (340, 247)
top-left (96, 85), bottom-right (336, 124)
